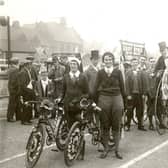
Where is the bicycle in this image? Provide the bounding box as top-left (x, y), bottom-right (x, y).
top-left (154, 76), bottom-right (168, 135)
top-left (64, 98), bottom-right (102, 167)
top-left (25, 99), bottom-right (68, 168)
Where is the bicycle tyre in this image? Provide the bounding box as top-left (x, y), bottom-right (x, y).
top-left (154, 79), bottom-right (166, 135)
top-left (25, 123), bottom-right (45, 168)
top-left (56, 117), bottom-right (69, 151)
top-left (64, 121), bottom-right (84, 167)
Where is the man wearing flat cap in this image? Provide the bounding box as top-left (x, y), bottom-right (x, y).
top-left (19, 59), bottom-right (36, 125)
top-left (26, 55), bottom-right (38, 85)
top-left (7, 57), bottom-right (20, 122)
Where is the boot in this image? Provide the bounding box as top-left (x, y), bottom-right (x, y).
top-left (115, 151), bottom-right (123, 159)
top-left (113, 131), bottom-right (123, 159)
top-left (148, 116), bottom-right (155, 130)
top-left (99, 127), bottom-right (109, 159)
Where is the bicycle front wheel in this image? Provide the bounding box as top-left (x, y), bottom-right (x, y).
top-left (64, 121), bottom-right (84, 167)
top-left (25, 123), bottom-right (45, 168)
top-left (56, 117), bottom-right (69, 151)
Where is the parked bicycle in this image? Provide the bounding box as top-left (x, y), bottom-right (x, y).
top-left (64, 98), bottom-right (102, 167)
top-left (25, 98), bottom-right (68, 168)
top-left (154, 75), bottom-right (168, 135)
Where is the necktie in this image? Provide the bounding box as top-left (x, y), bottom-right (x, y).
top-left (72, 74), bottom-right (76, 83)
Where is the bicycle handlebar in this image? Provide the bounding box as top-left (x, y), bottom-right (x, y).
top-left (24, 100), bottom-right (41, 105)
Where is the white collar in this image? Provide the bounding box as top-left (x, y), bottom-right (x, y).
top-left (41, 78), bottom-right (49, 85)
top-left (69, 70), bottom-right (80, 78)
top-left (104, 66), bottom-right (113, 75)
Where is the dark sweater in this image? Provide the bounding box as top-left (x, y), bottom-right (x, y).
top-left (125, 69), bottom-right (148, 96)
top-left (93, 68), bottom-right (125, 102)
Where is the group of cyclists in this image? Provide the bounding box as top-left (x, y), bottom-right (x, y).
top-left (7, 41), bottom-right (168, 165)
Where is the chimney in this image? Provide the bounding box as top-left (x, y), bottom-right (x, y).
top-left (60, 17), bottom-right (66, 27)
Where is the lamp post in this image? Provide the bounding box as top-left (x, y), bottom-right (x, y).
top-left (0, 0), bottom-right (11, 65)
top-left (6, 16), bottom-right (11, 64)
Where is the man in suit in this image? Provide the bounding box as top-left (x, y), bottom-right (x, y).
top-left (84, 50), bottom-right (99, 96)
top-left (154, 42), bottom-right (168, 128)
top-left (35, 69), bottom-right (53, 117)
top-left (7, 57), bottom-right (20, 122)
top-left (125, 57), bottom-right (148, 131)
top-left (48, 55), bottom-right (65, 99)
top-left (154, 41), bottom-right (167, 74)
top-left (19, 59), bottom-right (36, 125)
top-left (26, 55), bottom-right (39, 83)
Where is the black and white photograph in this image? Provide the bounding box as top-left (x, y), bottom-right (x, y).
top-left (1, 0), bottom-right (168, 167)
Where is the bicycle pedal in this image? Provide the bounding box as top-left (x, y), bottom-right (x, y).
top-left (51, 148), bottom-right (59, 152)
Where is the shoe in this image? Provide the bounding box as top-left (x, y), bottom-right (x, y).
top-left (138, 126), bottom-right (147, 131)
top-left (125, 126), bottom-right (130, 132)
top-left (115, 151), bottom-right (123, 159)
top-left (149, 125), bottom-right (155, 130)
top-left (27, 120), bottom-right (33, 124)
top-left (99, 149), bottom-right (109, 159)
top-left (21, 121), bottom-right (32, 125)
top-left (7, 119), bottom-right (15, 122)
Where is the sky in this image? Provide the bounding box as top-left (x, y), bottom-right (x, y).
top-left (1, 0), bottom-right (168, 54)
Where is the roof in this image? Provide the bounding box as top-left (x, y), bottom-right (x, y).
top-left (0, 26), bottom-right (35, 52)
top-left (0, 21), bottom-right (83, 52)
top-left (23, 21), bottom-right (83, 46)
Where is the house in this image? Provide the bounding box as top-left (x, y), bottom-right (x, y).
top-left (0, 18), bottom-right (83, 62)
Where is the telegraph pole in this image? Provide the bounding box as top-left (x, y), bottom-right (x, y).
top-left (7, 16), bottom-right (11, 63)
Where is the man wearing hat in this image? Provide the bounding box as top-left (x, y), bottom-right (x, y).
top-left (7, 57), bottom-right (20, 122)
top-left (154, 41), bottom-right (167, 73)
top-left (19, 59), bottom-right (36, 125)
top-left (154, 42), bottom-right (168, 128)
top-left (48, 55), bottom-right (65, 100)
top-left (26, 55), bottom-right (38, 85)
top-left (84, 50), bottom-right (99, 96)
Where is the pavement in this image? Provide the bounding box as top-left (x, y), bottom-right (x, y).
top-left (0, 97), bottom-right (8, 118)
top-left (1, 117), bottom-right (168, 168)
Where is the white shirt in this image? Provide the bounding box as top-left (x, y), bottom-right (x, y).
top-left (25, 67), bottom-right (33, 89)
top-left (69, 70), bottom-right (80, 79)
top-left (41, 79), bottom-right (49, 95)
top-left (104, 66), bottom-right (114, 76)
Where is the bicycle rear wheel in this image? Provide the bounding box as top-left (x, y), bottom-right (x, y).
top-left (154, 79), bottom-right (166, 135)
